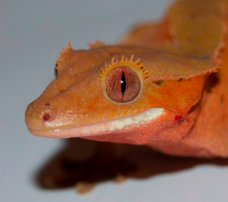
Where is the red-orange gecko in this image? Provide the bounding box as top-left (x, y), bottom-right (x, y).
top-left (25, 0), bottom-right (228, 158)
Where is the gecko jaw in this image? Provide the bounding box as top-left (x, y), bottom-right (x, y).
top-left (107, 108), bottom-right (164, 131)
top-left (29, 108), bottom-right (164, 138)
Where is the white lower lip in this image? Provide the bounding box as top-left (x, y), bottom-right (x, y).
top-left (107, 108), bottom-right (164, 132)
top-left (31, 108), bottom-right (164, 138)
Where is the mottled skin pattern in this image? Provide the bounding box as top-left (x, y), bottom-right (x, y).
top-left (26, 0), bottom-right (228, 157)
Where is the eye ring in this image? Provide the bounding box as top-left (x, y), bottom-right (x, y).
top-left (100, 55), bottom-right (148, 103)
top-left (105, 66), bottom-right (141, 103)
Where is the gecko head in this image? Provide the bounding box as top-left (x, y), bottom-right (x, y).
top-left (25, 45), bottom-right (215, 144)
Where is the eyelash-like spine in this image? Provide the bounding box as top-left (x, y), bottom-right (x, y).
top-left (99, 55), bottom-right (149, 82)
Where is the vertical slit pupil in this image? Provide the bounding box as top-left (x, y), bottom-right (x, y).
top-left (121, 71), bottom-right (126, 97)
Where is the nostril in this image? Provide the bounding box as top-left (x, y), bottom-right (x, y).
top-left (42, 113), bottom-right (51, 122)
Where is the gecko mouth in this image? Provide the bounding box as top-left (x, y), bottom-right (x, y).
top-left (29, 108), bottom-right (164, 138)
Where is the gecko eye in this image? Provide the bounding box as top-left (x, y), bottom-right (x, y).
top-left (105, 67), bottom-right (141, 103)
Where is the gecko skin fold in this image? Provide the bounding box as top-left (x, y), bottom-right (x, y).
top-left (26, 0), bottom-right (228, 158)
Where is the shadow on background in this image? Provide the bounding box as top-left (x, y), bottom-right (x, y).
top-left (35, 139), bottom-right (228, 192)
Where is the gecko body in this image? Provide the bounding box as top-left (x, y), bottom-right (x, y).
top-left (26, 0), bottom-right (228, 157)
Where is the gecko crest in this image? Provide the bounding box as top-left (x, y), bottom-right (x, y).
top-left (57, 42), bottom-right (72, 62)
top-left (88, 40), bottom-right (105, 49)
top-left (55, 42), bottom-right (73, 75)
top-left (99, 55), bottom-right (148, 83)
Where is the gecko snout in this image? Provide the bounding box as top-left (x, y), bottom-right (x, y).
top-left (25, 100), bottom-right (54, 132)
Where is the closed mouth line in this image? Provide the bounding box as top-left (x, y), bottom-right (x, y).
top-left (30, 108), bottom-right (164, 138)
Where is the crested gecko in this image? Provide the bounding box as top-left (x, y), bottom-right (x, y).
top-left (26, 0), bottom-right (228, 158)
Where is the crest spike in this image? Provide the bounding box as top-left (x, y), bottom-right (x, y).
top-left (130, 54), bottom-right (134, 62)
top-left (111, 57), bottom-right (115, 65)
top-left (61, 47), bottom-right (66, 53)
top-left (135, 58), bottom-right (141, 64)
top-left (87, 40), bottom-right (105, 49)
top-left (67, 42), bottom-right (72, 50)
top-left (57, 47), bottom-right (66, 62)
top-left (121, 55), bottom-right (125, 63)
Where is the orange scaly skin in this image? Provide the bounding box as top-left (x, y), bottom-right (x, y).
top-left (26, 0), bottom-right (228, 157)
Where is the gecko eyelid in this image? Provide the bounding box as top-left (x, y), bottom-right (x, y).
top-left (99, 55), bottom-right (148, 83)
